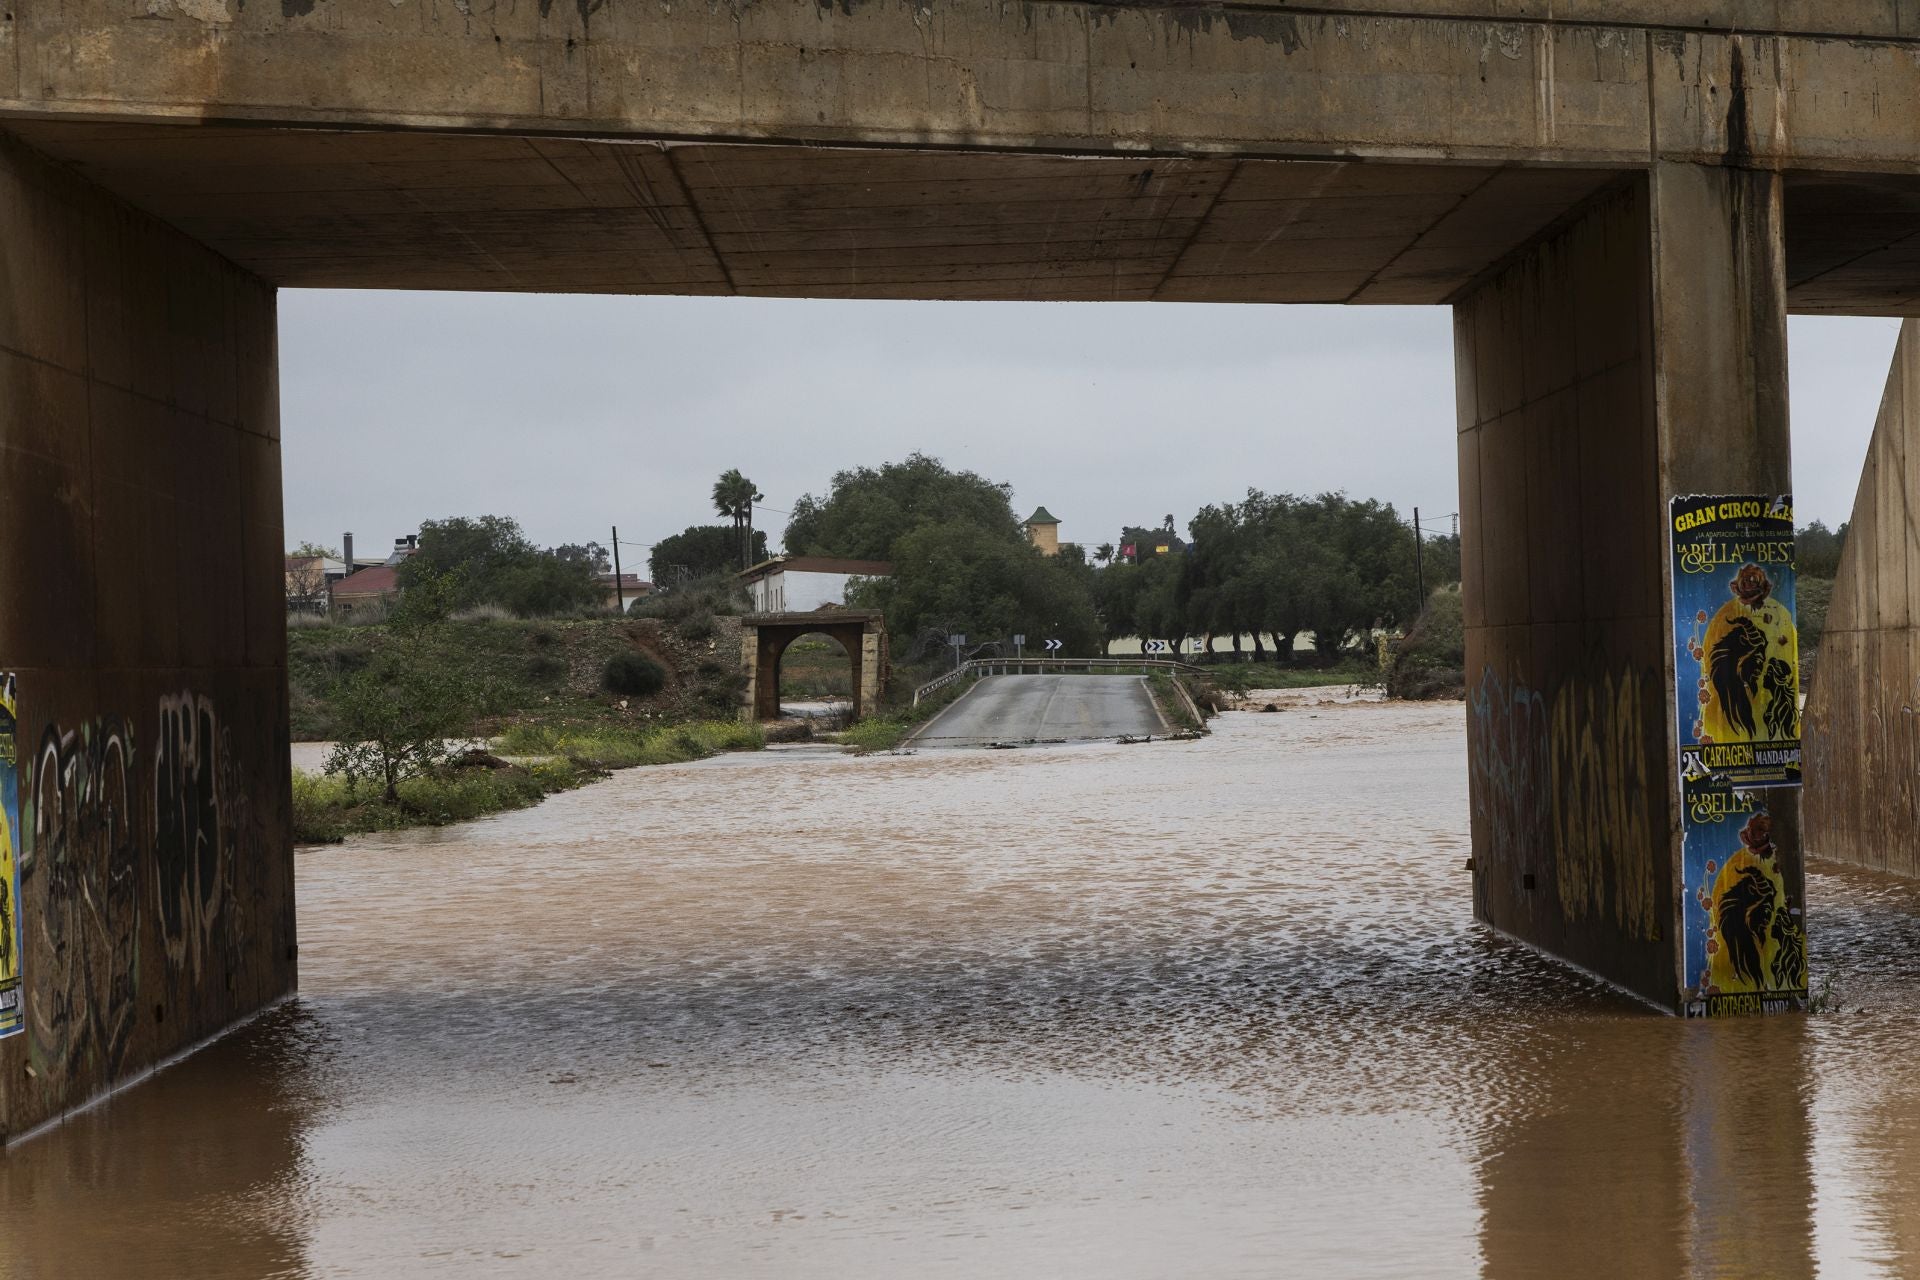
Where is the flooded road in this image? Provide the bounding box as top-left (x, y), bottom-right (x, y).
top-left (8, 696), bottom-right (1920, 1277)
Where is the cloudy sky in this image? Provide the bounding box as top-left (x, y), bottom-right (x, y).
top-left (280, 292), bottom-right (1897, 567)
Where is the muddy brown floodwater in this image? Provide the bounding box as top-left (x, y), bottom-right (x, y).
top-left (7, 696), bottom-right (1920, 1278)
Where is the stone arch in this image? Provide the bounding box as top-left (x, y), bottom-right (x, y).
top-left (739, 611), bottom-right (888, 722)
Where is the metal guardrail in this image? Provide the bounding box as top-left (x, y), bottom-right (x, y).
top-left (911, 657), bottom-right (1204, 706)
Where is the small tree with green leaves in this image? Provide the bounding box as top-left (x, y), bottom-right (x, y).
top-left (325, 567), bottom-right (484, 803)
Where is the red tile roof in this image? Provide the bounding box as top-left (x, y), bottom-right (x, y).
top-left (333, 564), bottom-right (401, 596)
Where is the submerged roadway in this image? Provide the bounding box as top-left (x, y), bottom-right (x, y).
top-left (908, 674), bottom-right (1168, 748)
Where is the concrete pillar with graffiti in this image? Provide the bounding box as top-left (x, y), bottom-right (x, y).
top-left (1454, 165), bottom-right (1803, 1014)
top-left (0, 134), bottom-right (297, 1139)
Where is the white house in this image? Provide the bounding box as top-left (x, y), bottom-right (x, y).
top-left (739, 556), bottom-right (893, 613)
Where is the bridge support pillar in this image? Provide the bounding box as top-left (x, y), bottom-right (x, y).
top-left (1455, 165), bottom-right (1800, 1013)
top-left (0, 133), bottom-right (296, 1140)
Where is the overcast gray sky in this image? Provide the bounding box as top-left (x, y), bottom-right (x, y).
top-left (280, 293), bottom-right (1897, 566)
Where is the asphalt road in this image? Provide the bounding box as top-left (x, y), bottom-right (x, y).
top-left (909, 674), bottom-right (1168, 748)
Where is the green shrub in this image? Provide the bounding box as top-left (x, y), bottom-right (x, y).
top-left (495, 720), bottom-right (762, 768)
top-left (525, 652), bottom-right (569, 684)
top-left (1386, 587), bottom-right (1466, 700)
top-left (696, 671), bottom-right (747, 714)
top-left (292, 760), bottom-right (588, 843)
top-left (603, 650), bottom-right (667, 697)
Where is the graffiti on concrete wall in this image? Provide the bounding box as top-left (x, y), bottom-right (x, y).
top-left (23, 713), bottom-right (140, 1077)
top-left (16, 690), bottom-right (246, 1077)
top-left (1468, 669), bottom-right (1551, 904)
top-left (1469, 666), bottom-right (1660, 940)
top-left (154, 692), bottom-right (239, 983)
top-left (1549, 671), bottom-right (1657, 941)
top-left (0, 674), bottom-right (23, 1040)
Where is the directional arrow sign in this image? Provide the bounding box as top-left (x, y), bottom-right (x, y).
top-left (1044, 638), bottom-right (1063, 652)
top-left (1144, 639), bottom-right (1170, 653)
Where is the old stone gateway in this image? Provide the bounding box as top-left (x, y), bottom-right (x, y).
top-left (740, 612), bottom-right (888, 723)
top-left (7, 0), bottom-right (1920, 1138)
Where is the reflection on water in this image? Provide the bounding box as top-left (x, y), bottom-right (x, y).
top-left (5, 695), bottom-right (1920, 1276)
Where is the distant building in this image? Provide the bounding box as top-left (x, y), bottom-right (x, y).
top-left (599, 572), bottom-right (653, 612)
top-left (284, 554), bottom-right (342, 612)
top-left (331, 563), bottom-right (404, 612)
top-left (1025, 506), bottom-right (1062, 556)
top-left (739, 556), bottom-right (893, 613)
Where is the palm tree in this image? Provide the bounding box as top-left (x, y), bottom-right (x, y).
top-left (712, 469), bottom-right (764, 569)
top-left (1095, 543), bottom-right (1115, 564)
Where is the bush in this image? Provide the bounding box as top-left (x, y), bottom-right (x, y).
top-left (1386, 587), bottom-right (1466, 700)
top-left (525, 652), bottom-right (569, 684)
top-left (324, 628), bottom-right (483, 802)
top-left (495, 720), bottom-right (762, 768)
top-left (676, 613), bottom-right (715, 643)
top-left (292, 760), bottom-right (586, 843)
top-left (603, 650), bottom-right (667, 697)
top-left (696, 673), bottom-right (747, 714)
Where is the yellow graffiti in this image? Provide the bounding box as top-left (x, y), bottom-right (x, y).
top-left (1550, 671), bottom-right (1657, 941)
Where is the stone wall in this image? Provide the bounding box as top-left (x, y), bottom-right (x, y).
top-left (0, 132), bottom-right (295, 1140)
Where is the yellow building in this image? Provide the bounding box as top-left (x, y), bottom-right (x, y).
top-left (1025, 506), bottom-right (1061, 556)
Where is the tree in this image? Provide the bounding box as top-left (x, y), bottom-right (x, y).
top-left (286, 541), bottom-right (336, 610)
top-left (784, 453), bottom-right (1022, 559)
top-left (851, 520), bottom-right (1101, 657)
top-left (1798, 520), bottom-right (1849, 578)
top-left (554, 541), bottom-right (612, 574)
top-left (649, 525), bottom-right (770, 584)
top-left (1095, 543), bottom-right (1115, 565)
top-left (323, 596), bottom-right (484, 803)
top-left (400, 515), bottom-right (602, 617)
top-left (1092, 560), bottom-right (1144, 654)
top-left (712, 469), bottom-right (764, 570)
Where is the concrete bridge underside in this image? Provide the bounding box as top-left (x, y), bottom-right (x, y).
top-left (5, 0), bottom-right (1920, 1138)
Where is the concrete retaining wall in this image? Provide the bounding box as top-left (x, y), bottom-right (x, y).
top-left (0, 133), bottom-right (295, 1140)
top-left (1806, 321), bottom-right (1920, 875)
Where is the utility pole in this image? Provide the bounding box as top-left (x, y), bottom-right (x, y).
top-left (1413, 507), bottom-right (1427, 603)
top-left (611, 525), bottom-right (625, 615)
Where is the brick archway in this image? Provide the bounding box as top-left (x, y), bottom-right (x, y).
top-left (739, 611), bottom-right (888, 722)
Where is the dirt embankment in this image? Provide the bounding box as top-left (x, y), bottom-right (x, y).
top-left (289, 615), bottom-right (747, 742)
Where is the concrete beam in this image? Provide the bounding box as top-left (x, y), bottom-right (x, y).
top-left (14, 1), bottom-right (1920, 176)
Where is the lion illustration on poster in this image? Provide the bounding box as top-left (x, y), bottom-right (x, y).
top-left (1701, 811), bottom-right (1806, 996)
top-left (1701, 564), bottom-right (1798, 744)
